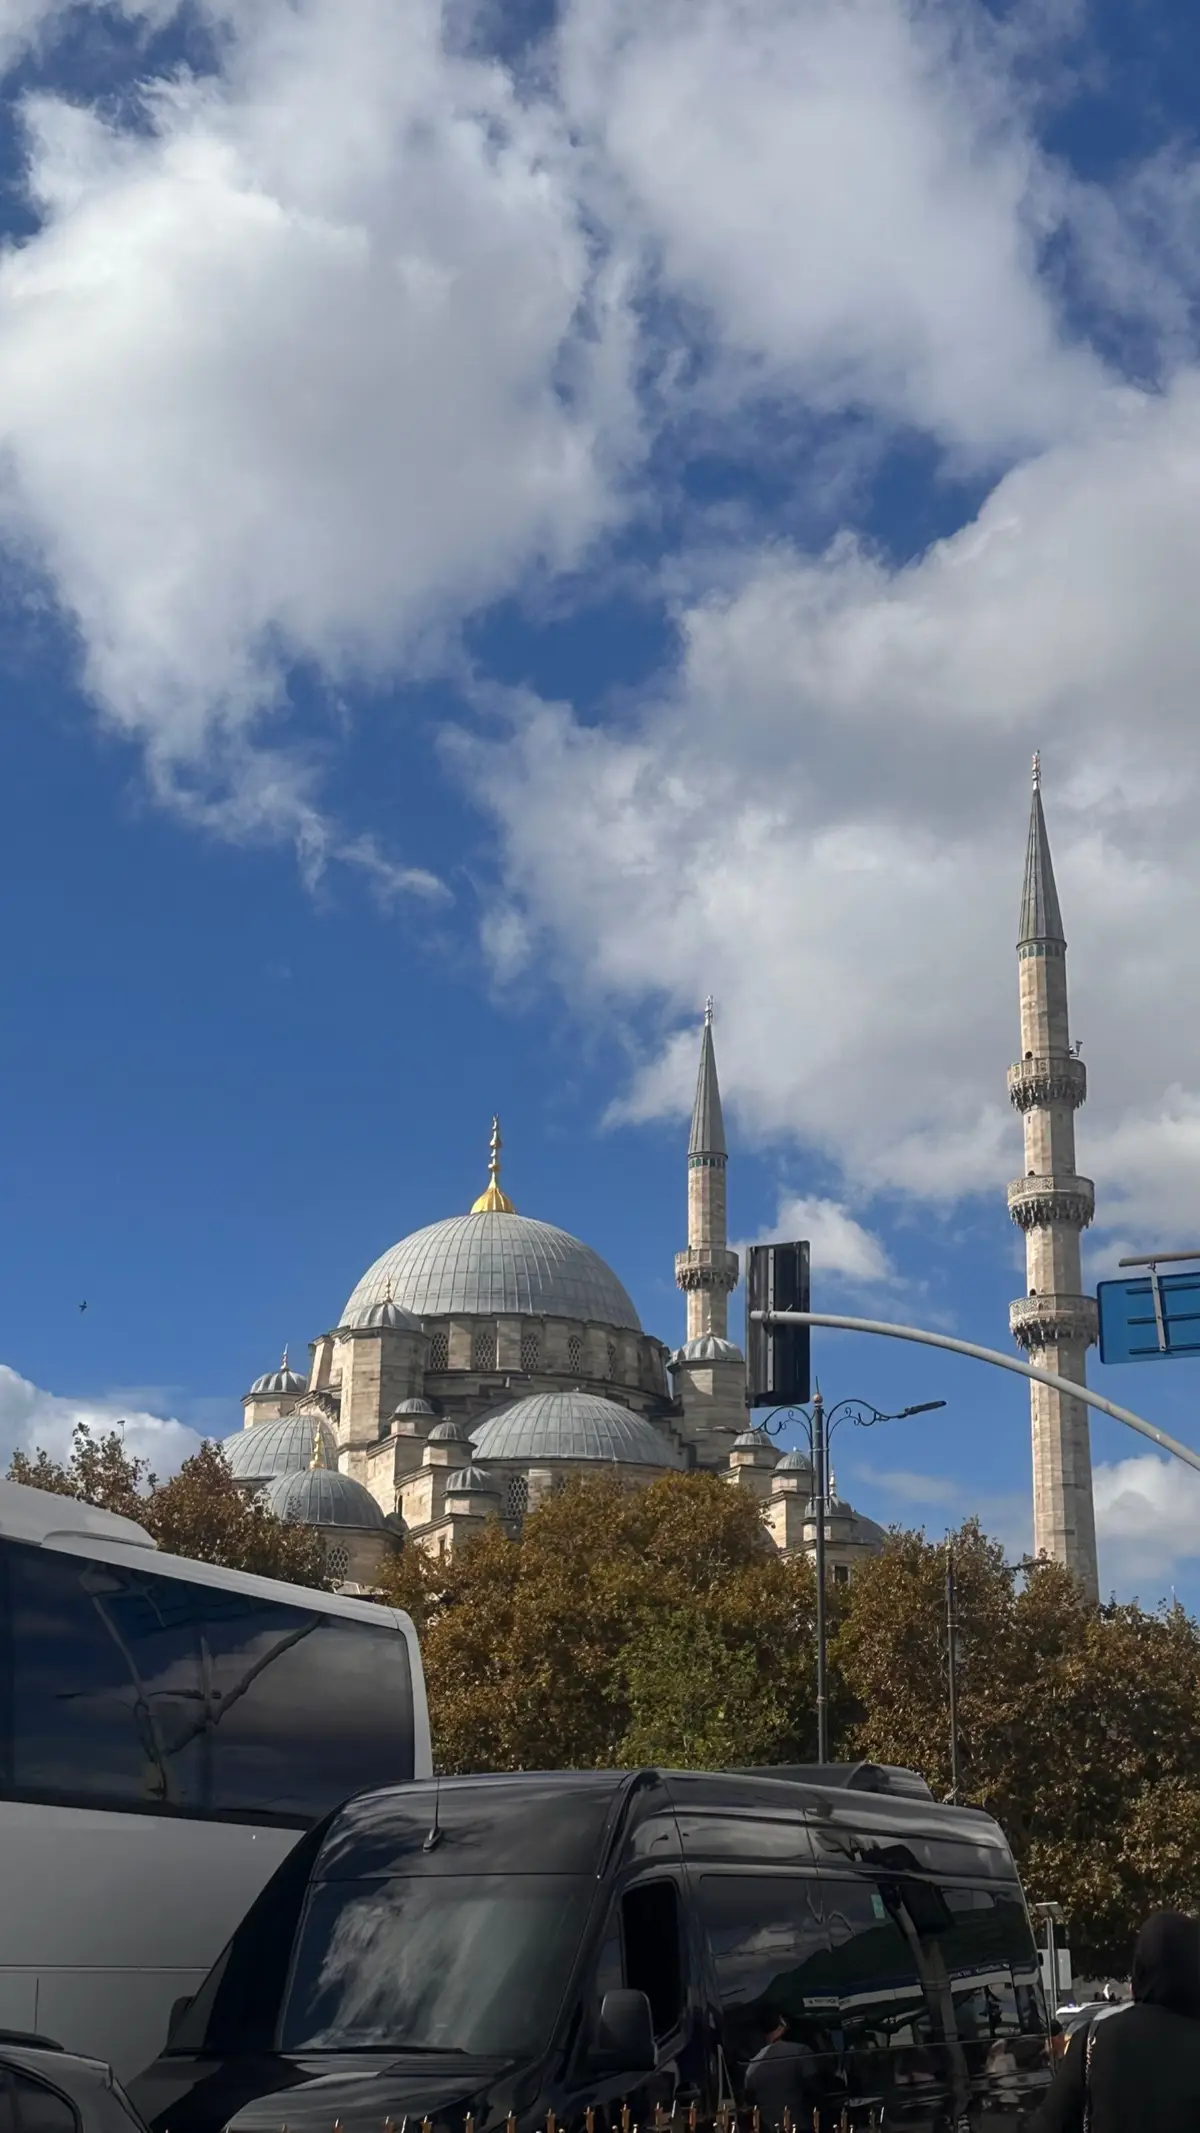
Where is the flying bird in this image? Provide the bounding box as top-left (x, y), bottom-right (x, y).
top-left (78, 1301), bottom-right (88, 1313)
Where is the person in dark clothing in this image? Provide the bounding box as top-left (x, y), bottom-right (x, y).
top-left (1035, 1911), bottom-right (1200, 2132)
top-left (744, 2009), bottom-right (818, 2127)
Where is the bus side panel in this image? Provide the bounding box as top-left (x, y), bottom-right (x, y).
top-left (0, 1802), bottom-right (299, 2077)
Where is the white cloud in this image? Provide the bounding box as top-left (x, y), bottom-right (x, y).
top-left (1093, 1452), bottom-right (1200, 1590)
top-left (0, 0), bottom-right (636, 839)
top-left (735, 1192), bottom-right (895, 1289)
top-left (0, 1362), bottom-right (202, 1482)
top-left (558, 0), bottom-right (1108, 456)
top-left (466, 372), bottom-right (1200, 1234)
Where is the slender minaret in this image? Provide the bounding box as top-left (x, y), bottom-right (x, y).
top-left (1007, 757), bottom-right (1100, 1603)
top-left (675, 999), bottom-right (739, 1339)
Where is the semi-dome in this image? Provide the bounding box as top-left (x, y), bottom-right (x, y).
top-left (470, 1389), bottom-right (681, 1469)
top-left (262, 1467), bottom-right (386, 1529)
top-left (342, 1296), bottom-right (423, 1333)
top-left (222, 1412), bottom-right (337, 1482)
top-left (446, 1463), bottom-right (501, 1497)
top-left (343, 1212), bottom-right (641, 1332)
top-left (672, 1334), bottom-right (744, 1364)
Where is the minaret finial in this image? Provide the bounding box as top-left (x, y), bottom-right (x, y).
top-left (470, 1115), bottom-right (516, 1214)
top-left (704, 994), bottom-right (714, 1027)
top-left (310, 1421), bottom-right (327, 1470)
top-left (1032, 750), bottom-right (1041, 790)
top-left (281, 1344), bottom-right (289, 1371)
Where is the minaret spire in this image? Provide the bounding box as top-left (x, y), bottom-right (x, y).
top-left (470, 1116), bottom-right (516, 1214)
top-left (1007, 762), bottom-right (1099, 1602)
top-left (675, 1001), bottom-right (738, 1340)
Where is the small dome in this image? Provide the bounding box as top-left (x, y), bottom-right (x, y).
top-left (672, 1335), bottom-right (745, 1365)
top-left (262, 1467), bottom-right (386, 1530)
top-left (343, 1297), bottom-right (423, 1333)
top-left (470, 1390), bottom-right (681, 1469)
top-left (392, 1397), bottom-right (435, 1415)
top-left (446, 1463), bottom-right (501, 1498)
top-left (775, 1449), bottom-right (813, 1473)
top-left (248, 1354), bottom-right (307, 1397)
top-left (223, 1412), bottom-right (338, 1482)
top-left (732, 1427), bottom-right (776, 1452)
top-left (427, 1419), bottom-right (471, 1443)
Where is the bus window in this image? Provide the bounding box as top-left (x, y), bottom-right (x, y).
top-left (820, 1878), bottom-right (935, 2053)
top-left (913, 1884), bottom-right (1046, 2042)
top-left (199, 1598), bottom-right (414, 1818)
top-left (697, 1873), bottom-right (833, 2078)
top-left (0, 1541), bottom-right (414, 1820)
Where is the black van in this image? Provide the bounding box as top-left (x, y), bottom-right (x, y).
top-left (131, 1764), bottom-right (1052, 2133)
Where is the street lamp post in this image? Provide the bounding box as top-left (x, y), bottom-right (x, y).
top-left (759, 1391), bottom-right (946, 1763)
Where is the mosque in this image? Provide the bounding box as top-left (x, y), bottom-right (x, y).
top-left (220, 1009), bottom-right (885, 1590)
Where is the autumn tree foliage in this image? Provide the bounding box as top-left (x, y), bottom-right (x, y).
top-left (8, 1423), bottom-right (329, 1587)
top-left (834, 1518), bottom-right (1200, 1972)
top-left (379, 1468), bottom-right (819, 1773)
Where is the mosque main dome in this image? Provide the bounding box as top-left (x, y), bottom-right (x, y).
top-left (341, 1210), bottom-right (642, 1332)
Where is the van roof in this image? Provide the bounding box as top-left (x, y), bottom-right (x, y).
top-left (315, 1766), bottom-right (1012, 1882)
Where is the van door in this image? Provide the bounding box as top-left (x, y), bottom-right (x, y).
top-left (819, 1875), bottom-right (958, 2129)
top-left (910, 1882), bottom-right (1052, 2131)
top-left (693, 1870), bottom-right (840, 2127)
top-left (566, 1875), bottom-right (704, 2129)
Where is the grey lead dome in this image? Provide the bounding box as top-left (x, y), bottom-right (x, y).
top-left (262, 1467), bottom-right (386, 1529)
top-left (343, 1211), bottom-right (642, 1331)
top-left (470, 1389), bottom-right (681, 1468)
top-left (222, 1412), bottom-right (337, 1481)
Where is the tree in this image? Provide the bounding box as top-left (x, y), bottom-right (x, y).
top-left (379, 1470), bottom-right (819, 1773)
top-left (8, 1424), bottom-right (330, 1588)
top-left (834, 1520), bottom-right (1200, 1973)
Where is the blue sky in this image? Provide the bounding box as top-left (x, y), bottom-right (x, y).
top-left (2, 0), bottom-right (1200, 1604)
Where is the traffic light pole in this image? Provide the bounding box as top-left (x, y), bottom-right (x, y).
top-left (749, 1310), bottom-right (1200, 1476)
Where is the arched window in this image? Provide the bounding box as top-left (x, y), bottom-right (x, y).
top-left (428, 1328), bottom-right (449, 1372)
top-left (567, 1333), bottom-right (583, 1373)
top-left (606, 1340), bottom-right (618, 1381)
top-left (472, 1325), bottom-right (497, 1371)
top-left (325, 1544), bottom-right (350, 1583)
top-left (504, 1473), bottom-right (529, 1521)
top-left (520, 1329), bottom-right (540, 1373)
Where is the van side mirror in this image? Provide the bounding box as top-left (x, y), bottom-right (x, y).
top-left (166, 1996), bottom-right (194, 2043)
top-left (593, 1989), bottom-right (656, 2074)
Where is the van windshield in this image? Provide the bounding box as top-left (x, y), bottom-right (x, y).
top-left (279, 1873), bottom-right (592, 2057)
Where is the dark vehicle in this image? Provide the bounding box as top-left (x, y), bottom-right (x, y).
top-left (0, 2033), bottom-right (152, 2133)
top-left (131, 1764), bottom-right (1052, 2133)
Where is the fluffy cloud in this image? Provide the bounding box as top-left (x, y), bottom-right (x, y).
top-left (1093, 1452), bottom-right (1200, 1590)
top-left (736, 1193), bottom-right (896, 1290)
top-left (0, 0), bottom-right (635, 844)
top-left (467, 371), bottom-right (1200, 1233)
top-left (559, 0), bottom-right (1106, 456)
top-left (0, 1362), bottom-right (201, 1480)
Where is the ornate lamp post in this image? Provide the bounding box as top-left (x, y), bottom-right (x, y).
top-left (759, 1390), bottom-right (947, 1762)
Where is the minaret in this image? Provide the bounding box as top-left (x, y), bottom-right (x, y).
top-left (675, 1000), bottom-right (739, 1338)
top-left (1007, 757), bottom-right (1100, 1603)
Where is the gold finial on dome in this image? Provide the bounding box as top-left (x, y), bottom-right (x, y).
top-left (471, 1116), bottom-right (516, 1214)
top-left (310, 1421), bottom-right (328, 1471)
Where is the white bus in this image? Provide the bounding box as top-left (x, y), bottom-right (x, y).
top-left (0, 1475), bottom-right (430, 2082)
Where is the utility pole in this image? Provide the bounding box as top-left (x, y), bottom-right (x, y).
top-left (813, 1386), bottom-right (828, 1764)
top-left (945, 1539), bottom-right (961, 1803)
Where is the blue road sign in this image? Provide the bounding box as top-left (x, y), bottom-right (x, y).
top-left (1097, 1270), bottom-right (1200, 1363)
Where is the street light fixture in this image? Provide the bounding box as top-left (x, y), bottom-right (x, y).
top-left (758, 1389), bottom-right (948, 1761)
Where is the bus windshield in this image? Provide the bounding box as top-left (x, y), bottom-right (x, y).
top-left (280, 1873), bottom-right (592, 2057)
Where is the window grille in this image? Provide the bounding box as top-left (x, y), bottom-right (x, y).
top-left (504, 1473), bottom-right (529, 1521)
top-left (605, 1340), bottom-right (617, 1381)
top-left (428, 1328), bottom-right (449, 1371)
top-left (472, 1325), bottom-right (497, 1371)
top-left (567, 1333), bottom-right (583, 1373)
top-left (325, 1545), bottom-right (350, 1583)
top-left (520, 1330), bottom-right (540, 1373)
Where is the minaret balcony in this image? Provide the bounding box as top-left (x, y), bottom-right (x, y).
top-left (1009, 1291), bottom-right (1099, 1352)
top-left (675, 1247), bottom-right (739, 1294)
top-left (1006, 1173), bottom-right (1095, 1232)
top-left (1007, 1054), bottom-right (1086, 1113)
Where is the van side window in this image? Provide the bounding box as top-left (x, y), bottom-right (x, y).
top-left (623, 1882), bottom-right (683, 2038)
top-left (916, 1884), bottom-right (1045, 2041)
top-left (0, 2070), bottom-right (79, 2133)
top-left (698, 1873), bottom-right (833, 2078)
top-left (821, 1878), bottom-right (935, 2051)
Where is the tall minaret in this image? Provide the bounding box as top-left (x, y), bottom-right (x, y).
top-left (1007, 757), bottom-right (1100, 1603)
top-left (675, 1000), bottom-right (739, 1339)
